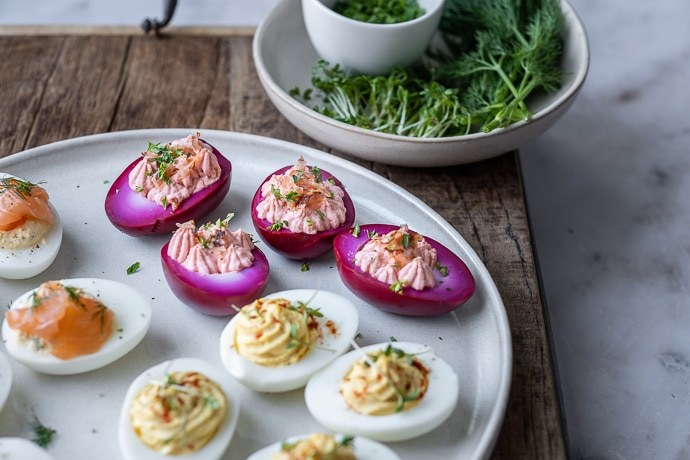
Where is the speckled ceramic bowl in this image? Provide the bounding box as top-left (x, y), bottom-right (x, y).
top-left (254, 0), bottom-right (589, 167)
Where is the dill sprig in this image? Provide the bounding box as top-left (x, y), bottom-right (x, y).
top-left (0, 177), bottom-right (43, 199)
top-left (29, 412), bottom-right (57, 448)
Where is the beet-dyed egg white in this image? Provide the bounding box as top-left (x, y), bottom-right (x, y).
top-left (0, 173), bottom-right (62, 280)
top-left (0, 438), bottom-right (56, 460)
top-left (1, 278), bottom-right (152, 375)
top-left (247, 433), bottom-right (401, 460)
top-left (119, 357), bottom-right (240, 460)
top-left (305, 342), bottom-right (459, 442)
top-left (104, 136), bottom-right (231, 237)
top-left (160, 217), bottom-right (270, 316)
top-left (333, 224), bottom-right (476, 316)
top-left (250, 162), bottom-right (355, 260)
top-left (219, 289), bottom-right (359, 393)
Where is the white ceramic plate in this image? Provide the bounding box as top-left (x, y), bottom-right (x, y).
top-left (0, 129), bottom-right (511, 459)
top-left (253, 0), bottom-right (589, 167)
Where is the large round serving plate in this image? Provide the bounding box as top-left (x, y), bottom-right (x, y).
top-left (0, 129), bottom-right (511, 459)
top-left (253, 0), bottom-right (589, 167)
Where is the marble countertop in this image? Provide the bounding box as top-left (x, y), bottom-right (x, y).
top-left (2, 0), bottom-right (688, 458)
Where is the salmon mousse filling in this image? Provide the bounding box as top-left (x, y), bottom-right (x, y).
top-left (129, 133), bottom-right (221, 212)
top-left (251, 157), bottom-right (355, 260)
top-left (161, 215), bottom-right (270, 316)
top-left (105, 133), bottom-right (231, 237)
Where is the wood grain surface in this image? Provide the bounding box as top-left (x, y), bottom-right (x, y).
top-left (0, 33), bottom-right (565, 459)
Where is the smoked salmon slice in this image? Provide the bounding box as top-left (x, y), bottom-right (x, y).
top-left (0, 178), bottom-right (55, 232)
top-left (6, 281), bottom-right (115, 360)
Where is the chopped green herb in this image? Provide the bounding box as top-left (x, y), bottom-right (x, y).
top-left (301, 263), bottom-right (310, 272)
top-left (126, 262), bottom-right (141, 275)
top-left (269, 220), bottom-right (289, 231)
top-left (333, 0), bottom-right (425, 24)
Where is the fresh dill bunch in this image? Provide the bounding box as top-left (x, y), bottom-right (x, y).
top-left (434, 0), bottom-right (565, 132)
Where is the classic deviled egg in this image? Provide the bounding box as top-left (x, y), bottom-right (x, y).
top-left (161, 215), bottom-right (270, 316)
top-left (219, 289), bottom-right (359, 393)
top-left (0, 174), bottom-right (62, 279)
top-left (105, 133), bottom-right (231, 237)
top-left (119, 357), bottom-right (240, 460)
top-left (304, 341), bottom-right (459, 442)
top-left (333, 224), bottom-right (475, 316)
top-left (251, 157), bottom-right (355, 260)
top-left (247, 433), bottom-right (401, 460)
top-left (1, 278), bottom-right (152, 375)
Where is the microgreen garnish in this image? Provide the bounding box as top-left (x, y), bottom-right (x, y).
top-left (301, 262), bottom-right (310, 272)
top-left (271, 184), bottom-right (300, 202)
top-left (29, 412), bottom-right (57, 448)
top-left (126, 261), bottom-right (141, 275)
top-left (292, 170), bottom-right (304, 183)
top-left (0, 177), bottom-right (42, 199)
top-left (435, 262), bottom-right (449, 276)
top-left (145, 141), bottom-right (183, 185)
top-left (351, 225), bottom-right (361, 237)
top-left (390, 281), bottom-right (406, 295)
top-left (269, 220), bottom-right (289, 231)
top-left (366, 230), bottom-right (378, 239)
top-left (311, 165), bottom-right (323, 183)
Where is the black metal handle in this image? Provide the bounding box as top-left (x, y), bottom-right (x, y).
top-left (141, 0), bottom-right (179, 35)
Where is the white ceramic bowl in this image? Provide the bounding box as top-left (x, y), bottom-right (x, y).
top-left (302, 0), bottom-right (445, 76)
top-left (254, 0), bottom-right (589, 167)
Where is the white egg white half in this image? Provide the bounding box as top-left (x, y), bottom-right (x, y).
top-left (0, 352), bottom-right (12, 412)
top-left (304, 341), bottom-right (459, 442)
top-left (1, 278), bottom-right (152, 375)
top-left (219, 289), bottom-right (360, 393)
top-left (0, 437), bottom-right (56, 460)
top-left (118, 357), bottom-right (241, 460)
top-left (247, 433), bottom-right (401, 460)
top-left (0, 196), bottom-right (63, 280)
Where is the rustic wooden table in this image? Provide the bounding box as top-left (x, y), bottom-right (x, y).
top-left (0, 30), bottom-right (565, 459)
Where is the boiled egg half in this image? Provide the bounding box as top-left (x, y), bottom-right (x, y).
top-left (305, 341), bottom-right (459, 442)
top-left (219, 289), bottom-right (359, 393)
top-left (247, 433), bottom-right (401, 460)
top-left (0, 437), bottom-right (56, 460)
top-left (0, 173), bottom-right (62, 280)
top-left (119, 357), bottom-right (241, 460)
top-left (1, 278), bottom-right (152, 375)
